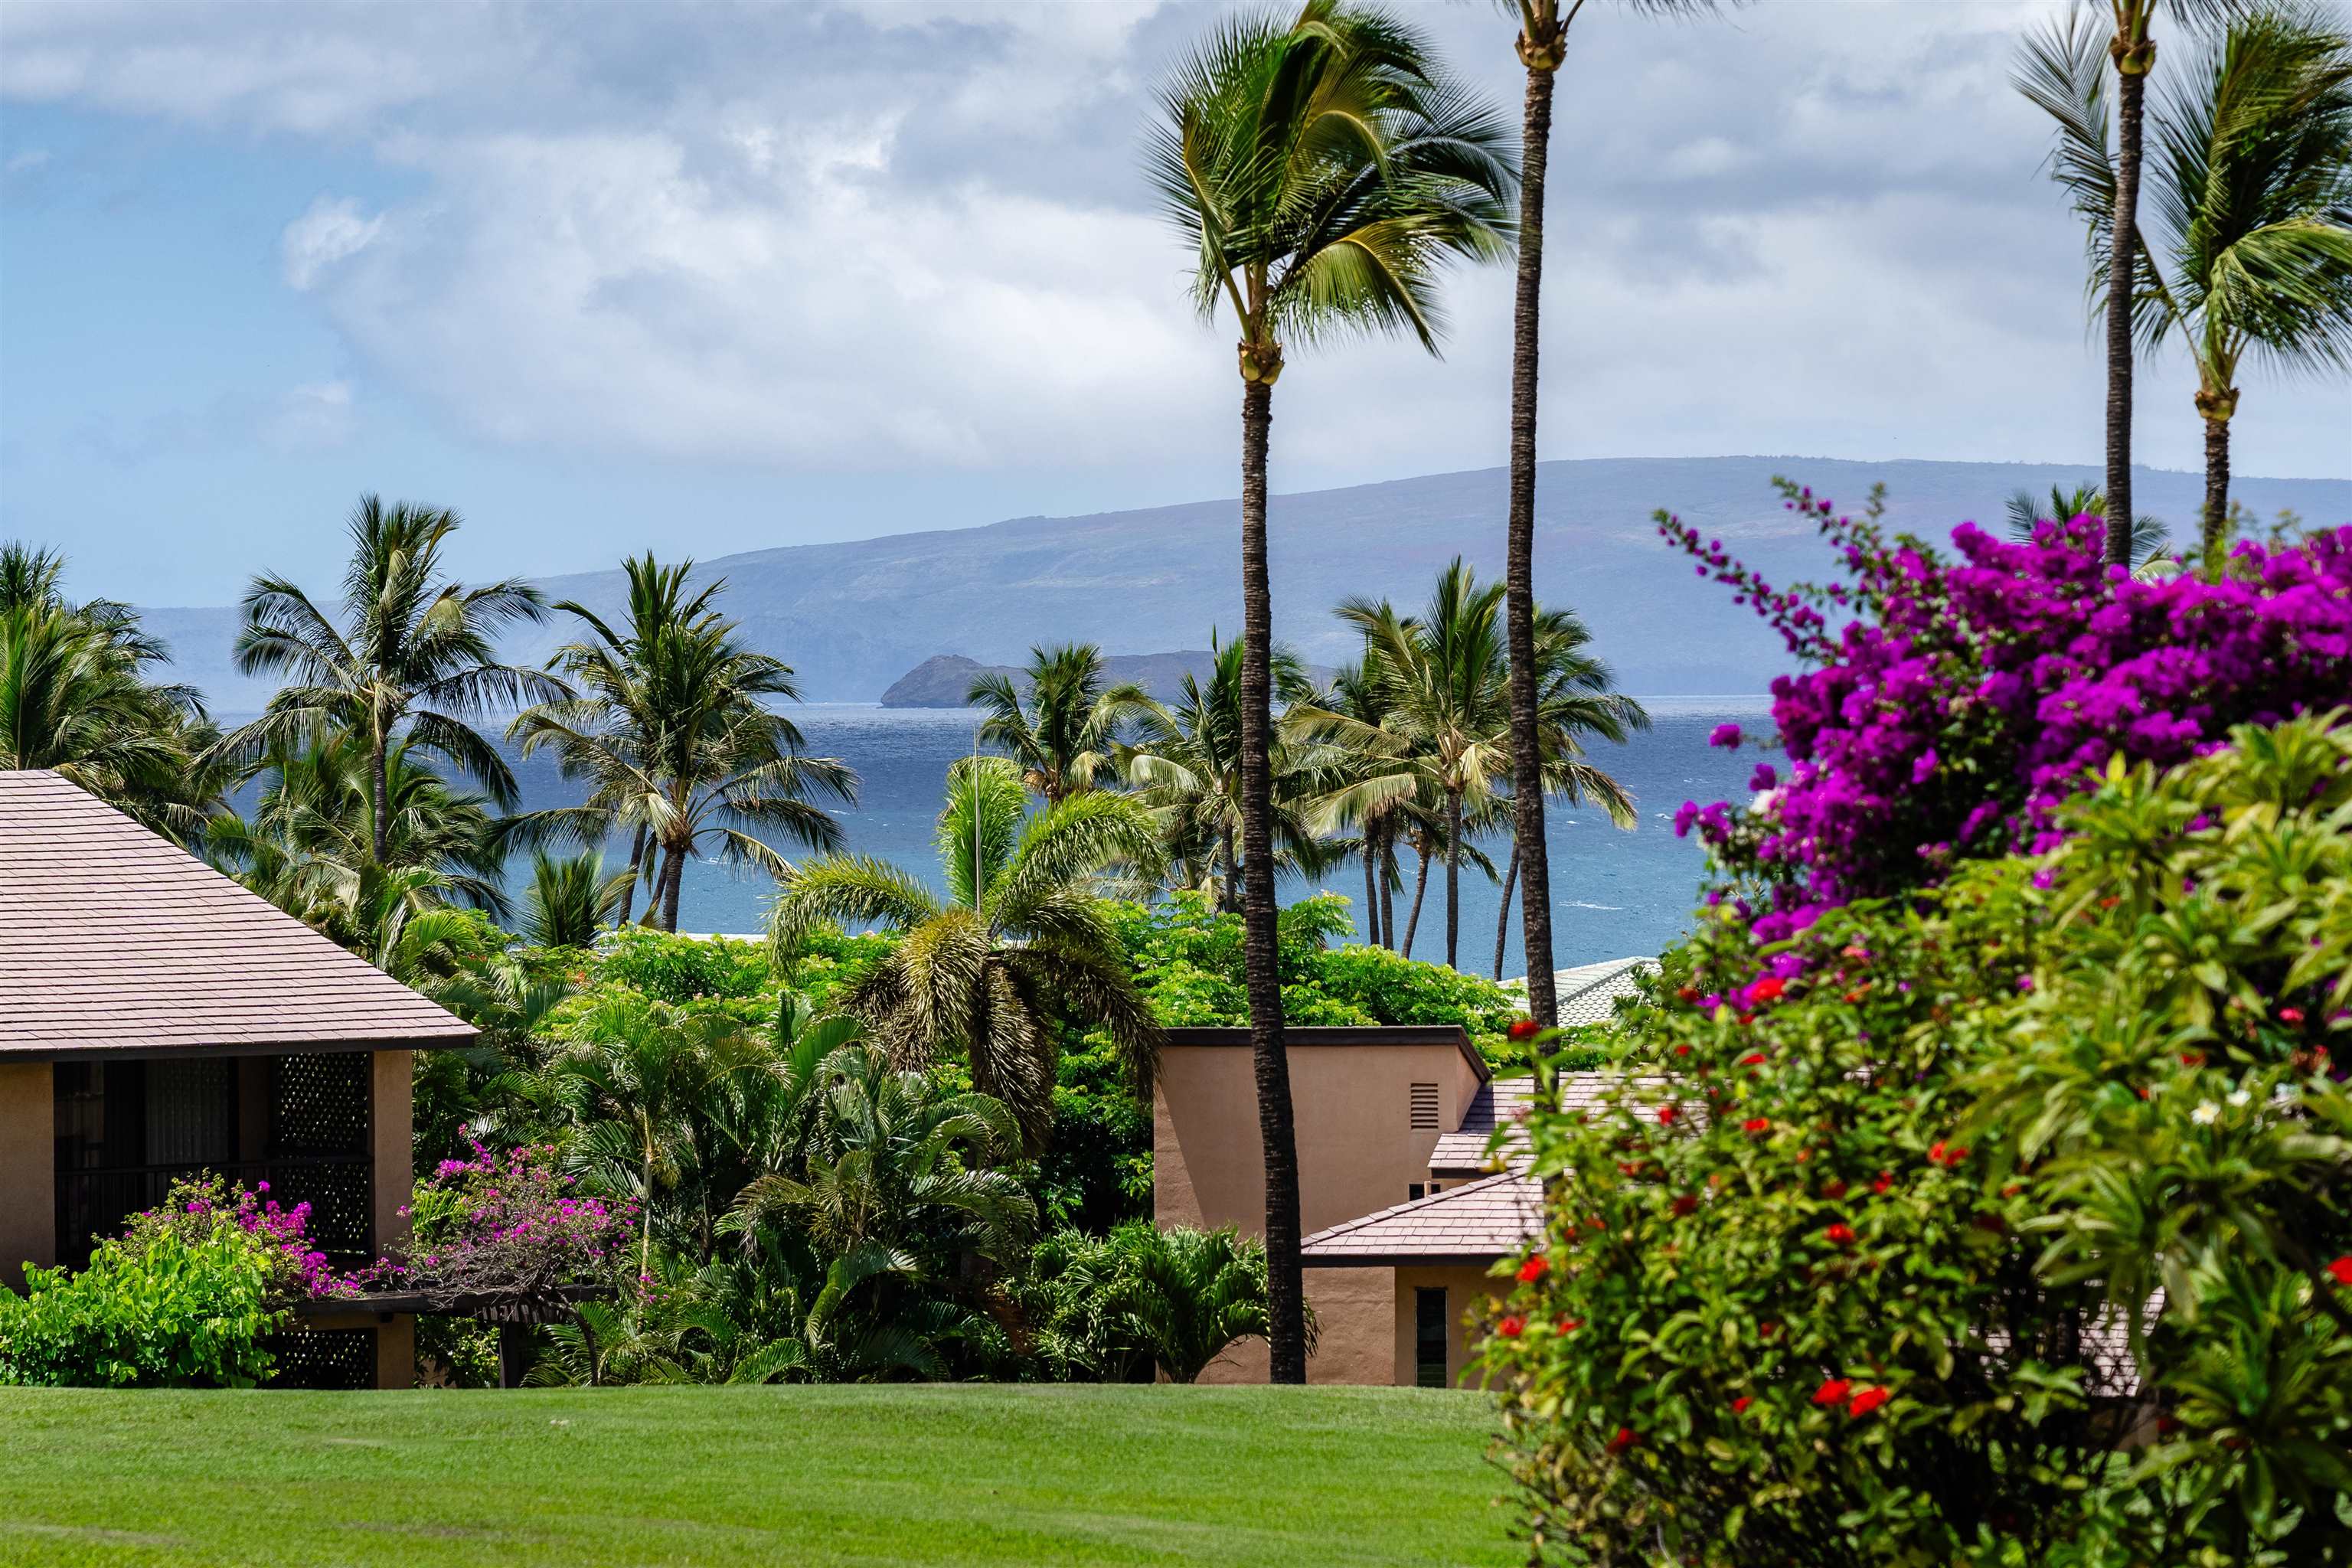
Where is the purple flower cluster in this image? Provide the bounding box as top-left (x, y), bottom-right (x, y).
top-left (1659, 485), bottom-right (2352, 910)
top-left (397, 1139), bottom-right (635, 1295)
top-left (142, 1179), bottom-right (371, 1301)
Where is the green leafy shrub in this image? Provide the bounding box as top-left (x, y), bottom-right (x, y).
top-left (1483, 717), bottom-right (2351, 1566)
top-left (593, 927), bottom-right (770, 1002)
top-left (0, 1210), bottom-right (290, 1388)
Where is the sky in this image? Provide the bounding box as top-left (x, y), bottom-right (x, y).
top-left (2, 0), bottom-right (2346, 609)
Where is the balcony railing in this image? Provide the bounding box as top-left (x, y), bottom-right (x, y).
top-left (55, 1155), bottom-right (375, 1268)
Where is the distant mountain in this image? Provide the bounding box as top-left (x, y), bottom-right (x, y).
top-left (880, 649), bottom-right (1230, 708)
top-left (148, 456), bottom-right (2352, 711)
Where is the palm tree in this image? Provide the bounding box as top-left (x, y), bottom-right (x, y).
top-left (2016, 1), bottom-right (2246, 567)
top-left (969, 644), bottom-right (1154, 805)
top-left (227, 495), bottom-right (560, 862)
top-left (1489, 609), bottom-right (1646, 978)
top-left (0, 543), bottom-right (222, 838)
top-left (1148, 0), bottom-right (1515, 1381)
top-left (2002, 483), bottom-right (2175, 567)
top-left (509, 576), bottom-right (858, 933)
top-left (518, 851), bottom-right (635, 949)
top-left (1492, 0), bottom-right (1725, 1028)
top-left (205, 735), bottom-right (512, 942)
top-left (766, 756), bottom-right (1164, 1152)
top-left (1121, 634), bottom-right (1328, 913)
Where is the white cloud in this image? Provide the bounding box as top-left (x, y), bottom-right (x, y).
top-left (280, 195), bottom-right (382, 290)
top-left (260, 381), bottom-right (355, 451)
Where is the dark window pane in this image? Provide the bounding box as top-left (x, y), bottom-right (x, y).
top-left (1415, 1287), bottom-right (1449, 1388)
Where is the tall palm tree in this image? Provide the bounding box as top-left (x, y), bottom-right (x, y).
top-left (969, 644), bottom-right (1154, 805)
top-left (1491, 0), bottom-right (1724, 1029)
top-left (1489, 610), bottom-right (1646, 978)
top-left (2017, 1), bottom-right (2245, 567)
top-left (1148, 0), bottom-right (1515, 1381)
top-left (767, 756), bottom-right (1164, 1153)
top-left (228, 495), bottom-right (560, 862)
top-left (1121, 633), bottom-right (1327, 913)
top-left (0, 545), bottom-right (222, 839)
top-left (509, 576), bottom-right (858, 933)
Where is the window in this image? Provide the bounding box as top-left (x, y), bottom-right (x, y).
top-left (1409, 1082), bottom-right (1441, 1130)
top-left (1407, 1183), bottom-right (1424, 1202)
top-left (1415, 1288), bottom-right (1450, 1387)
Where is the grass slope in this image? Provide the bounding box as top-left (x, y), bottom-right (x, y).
top-left (0, 1384), bottom-right (1514, 1568)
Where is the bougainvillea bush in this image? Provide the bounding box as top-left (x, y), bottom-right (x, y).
top-left (1663, 484), bottom-right (2352, 929)
top-left (1482, 718), bottom-right (2351, 1566)
top-left (398, 1140), bottom-right (638, 1305)
top-left (0, 1177), bottom-right (343, 1387)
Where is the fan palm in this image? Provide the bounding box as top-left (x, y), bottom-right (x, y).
top-left (0, 543), bottom-right (221, 838)
top-left (2002, 483), bottom-right (2176, 567)
top-left (226, 495), bottom-right (560, 862)
top-left (969, 644), bottom-right (1154, 805)
top-left (1148, 0), bottom-right (1514, 1381)
top-left (1491, 0), bottom-right (1726, 1027)
top-left (766, 756), bottom-right (1163, 1152)
top-left (508, 582), bottom-right (858, 933)
top-left (2014, 0), bottom-right (2247, 566)
top-left (1120, 633), bottom-right (1328, 913)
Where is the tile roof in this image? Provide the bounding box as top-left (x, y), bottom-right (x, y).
top-left (1553, 956), bottom-right (1659, 1027)
top-left (1429, 1072), bottom-right (1668, 1176)
top-left (1301, 1171), bottom-right (1542, 1264)
top-left (0, 770), bottom-right (476, 1057)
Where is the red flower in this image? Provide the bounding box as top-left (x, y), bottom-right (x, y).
top-left (1822, 1180), bottom-right (1847, 1200)
top-left (1508, 1019), bottom-right (1540, 1041)
top-left (1497, 1315), bottom-right (1526, 1338)
top-left (1658, 1104), bottom-right (1679, 1125)
top-left (1676, 986), bottom-right (1701, 1004)
top-left (1812, 1377), bottom-right (1853, 1406)
top-left (1607, 1426), bottom-right (1637, 1455)
top-left (1742, 1116), bottom-right (1771, 1135)
top-left (1673, 1044), bottom-right (1691, 1056)
top-left (1739, 1052), bottom-right (1767, 1067)
top-left (2326, 1256), bottom-right (2352, 1286)
top-left (1671, 1194), bottom-right (1699, 1217)
top-left (1824, 1223), bottom-right (1856, 1246)
top-left (2279, 1006), bottom-right (2306, 1024)
top-left (1558, 1318), bottom-right (1582, 1334)
top-left (1758, 1321), bottom-right (1777, 1339)
top-left (1843, 988), bottom-right (1866, 1004)
top-left (1847, 1386), bottom-right (1891, 1418)
top-left (1731, 1396), bottom-right (1753, 1415)
top-left (1751, 976), bottom-right (1787, 1003)
top-left (1873, 1171), bottom-right (1893, 1194)
top-left (1516, 1255), bottom-right (1550, 1284)
top-left (1927, 1141), bottom-right (1946, 1165)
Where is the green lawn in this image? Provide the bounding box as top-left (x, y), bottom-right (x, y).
top-left (0, 1384), bottom-right (1517, 1568)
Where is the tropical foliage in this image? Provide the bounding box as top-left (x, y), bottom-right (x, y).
top-left (969, 643), bottom-right (1153, 805)
top-left (0, 542), bottom-right (220, 838)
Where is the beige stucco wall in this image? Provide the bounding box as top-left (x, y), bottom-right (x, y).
top-left (1155, 1039), bottom-right (1487, 1241)
top-left (1197, 1265), bottom-right (1399, 1385)
top-left (371, 1049), bottom-right (411, 1262)
top-left (1393, 1263), bottom-right (1508, 1388)
top-left (0, 1061), bottom-right (55, 1292)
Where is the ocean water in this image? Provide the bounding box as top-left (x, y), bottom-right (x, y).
top-left (496, 697), bottom-right (1769, 977)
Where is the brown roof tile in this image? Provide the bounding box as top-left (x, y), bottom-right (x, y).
top-left (0, 770), bottom-right (476, 1057)
top-left (1300, 1171), bottom-right (1543, 1264)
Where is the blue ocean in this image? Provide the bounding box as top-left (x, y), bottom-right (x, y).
top-left (496, 697), bottom-right (1768, 977)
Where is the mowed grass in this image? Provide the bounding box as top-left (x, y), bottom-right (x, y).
top-left (0, 1383), bottom-right (1517, 1568)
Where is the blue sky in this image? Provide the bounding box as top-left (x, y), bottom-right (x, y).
top-left (4, 0), bottom-right (2347, 609)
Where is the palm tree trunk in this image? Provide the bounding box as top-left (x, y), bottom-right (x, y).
top-left (2200, 412), bottom-right (2231, 568)
top-left (1402, 845), bottom-right (1431, 959)
top-left (1220, 819), bottom-right (1240, 915)
top-left (1380, 839), bottom-right (1396, 952)
top-left (1237, 374), bottom-right (1305, 1383)
top-left (2103, 50), bottom-right (2149, 568)
top-left (639, 1125), bottom-right (655, 1279)
top-left (617, 822), bottom-right (648, 926)
top-left (1444, 788), bottom-right (1463, 970)
top-left (1362, 835), bottom-right (1383, 949)
top-left (1507, 51), bottom-right (1560, 1025)
top-left (1494, 836), bottom-right (1521, 982)
top-left (659, 841), bottom-right (684, 933)
top-left (369, 724), bottom-right (391, 864)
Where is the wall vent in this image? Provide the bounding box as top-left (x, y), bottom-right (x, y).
top-left (1409, 1082), bottom-right (1442, 1130)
